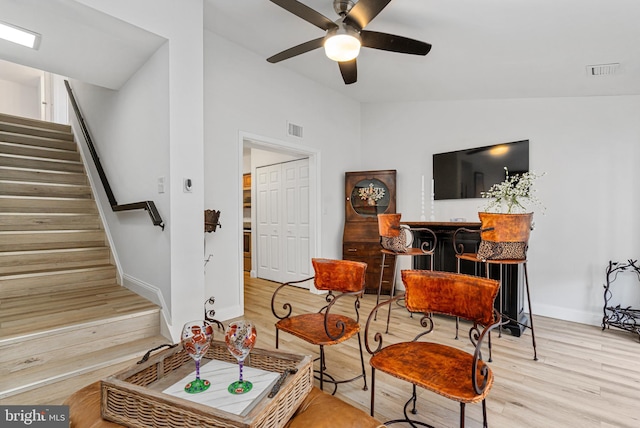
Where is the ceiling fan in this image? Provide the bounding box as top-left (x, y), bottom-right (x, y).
top-left (267, 0), bottom-right (432, 84)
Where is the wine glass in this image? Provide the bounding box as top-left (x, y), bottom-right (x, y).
top-left (224, 320), bottom-right (257, 394)
top-left (181, 320), bottom-right (214, 394)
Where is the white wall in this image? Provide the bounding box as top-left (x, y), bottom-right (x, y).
top-left (69, 41), bottom-right (171, 318)
top-left (75, 0), bottom-right (204, 341)
top-left (0, 78), bottom-right (39, 118)
top-left (361, 96), bottom-right (640, 325)
top-left (203, 31), bottom-right (362, 320)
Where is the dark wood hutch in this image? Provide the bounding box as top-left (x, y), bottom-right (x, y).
top-left (342, 170), bottom-right (397, 294)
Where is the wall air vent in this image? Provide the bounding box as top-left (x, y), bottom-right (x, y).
top-left (287, 121), bottom-right (303, 138)
top-left (586, 63), bottom-right (620, 76)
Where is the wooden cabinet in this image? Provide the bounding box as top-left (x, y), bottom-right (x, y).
top-left (342, 170), bottom-right (397, 294)
top-left (243, 231), bottom-right (251, 272)
top-left (243, 173), bottom-right (251, 208)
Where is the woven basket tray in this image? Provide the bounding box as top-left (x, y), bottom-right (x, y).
top-left (101, 340), bottom-right (313, 428)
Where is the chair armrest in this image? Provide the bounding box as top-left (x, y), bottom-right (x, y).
top-left (271, 277), bottom-right (315, 320)
top-left (363, 295), bottom-right (404, 355)
top-left (407, 226), bottom-right (438, 255)
top-left (452, 227), bottom-right (491, 255)
top-left (470, 309), bottom-right (504, 394)
top-left (320, 289), bottom-right (364, 341)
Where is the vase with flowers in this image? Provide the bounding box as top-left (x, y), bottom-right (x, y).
top-left (476, 168), bottom-right (545, 260)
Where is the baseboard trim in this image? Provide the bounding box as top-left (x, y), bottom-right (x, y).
top-left (122, 274), bottom-right (170, 326)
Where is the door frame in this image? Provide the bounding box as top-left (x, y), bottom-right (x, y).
top-left (238, 131), bottom-right (321, 299)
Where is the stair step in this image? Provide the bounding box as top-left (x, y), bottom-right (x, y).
top-left (0, 230), bottom-right (107, 252)
top-left (0, 130), bottom-right (77, 152)
top-left (0, 180), bottom-right (93, 199)
top-left (0, 166), bottom-right (87, 185)
top-left (0, 141), bottom-right (81, 162)
top-left (0, 213), bottom-right (102, 231)
top-left (0, 122), bottom-right (74, 142)
top-left (0, 334), bottom-right (167, 399)
top-left (0, 112), bottom-right (71, 134)
top-left (0, 265), bottom-right (117, 298)
top-left (0, 286), bottom-right (166, 399)
top-left (0, 153), bottom-right (84, 173)
top-left (0, 196), bottom-right (98, 213)
top-left (0, 284), bottom-right (160, 340)
top-left (0, 247), bottom-right (111, 275)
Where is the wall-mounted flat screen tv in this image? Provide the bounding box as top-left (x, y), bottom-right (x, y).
top-left (433, 140), bottom-right (529, 200)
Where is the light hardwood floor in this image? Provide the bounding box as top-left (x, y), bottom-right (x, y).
top-left (4, 274), bottom-right (639, 427)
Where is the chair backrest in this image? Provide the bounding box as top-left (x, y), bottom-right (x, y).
top-left (479, 212), bottom-right (533, 243)
top-left (312, 258), bottom-right (367, 293)
top-left (377, 213), bottom-right (401, 237)
top-left (401, 270), bottom-right (499, 326)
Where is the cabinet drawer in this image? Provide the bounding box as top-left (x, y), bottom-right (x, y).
top-left (343, 242), bottom-right (380, 257)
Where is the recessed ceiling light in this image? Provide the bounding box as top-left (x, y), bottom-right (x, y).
top-left (0, 20), bottom-right (41, 49)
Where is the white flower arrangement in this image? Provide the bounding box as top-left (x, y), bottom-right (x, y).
top-left (481, 167), bottom-right (545, 214)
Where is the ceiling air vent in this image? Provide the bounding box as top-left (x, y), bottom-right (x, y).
top-left (287, 121), bottom-right (303, 138)
top-left (586, 63), bottom-right (620, 76)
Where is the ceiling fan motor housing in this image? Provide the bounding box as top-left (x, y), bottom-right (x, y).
top-left (334, 0), bottom-right (356, 17)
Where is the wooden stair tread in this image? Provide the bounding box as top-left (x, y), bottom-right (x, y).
top-left (0, 154), bottom-right (84, 173)
top-left (0, 335), bottom-right (167, 399)
top-left (0, 122), bottom-right (74, 142)
top-left (0, 284), bottom-right (160, 339)
top-left (0, 195), bottom-right (98, 213)
top-left (0, 112), bottom-right (72, 133)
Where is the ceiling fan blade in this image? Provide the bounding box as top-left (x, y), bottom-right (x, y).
top-left (269, 0), bottom-right (338, 31)
top-left (361, 30), bottom-right (432, 55)
top-left (338, 59), bottom-right (357, 85)
top-left (343, 0), bottom-right (392, 30)
top-left (267, 37), bottom-right (325, 63)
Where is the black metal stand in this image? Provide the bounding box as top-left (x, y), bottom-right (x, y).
top-left (602, 260), bottom-right (640, 342)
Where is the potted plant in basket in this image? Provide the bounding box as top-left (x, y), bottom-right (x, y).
top-left (476, 167), bottom-right (545, 260)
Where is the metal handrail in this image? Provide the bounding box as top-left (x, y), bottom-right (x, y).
top-left (65, 80), bottom-right (165, 230)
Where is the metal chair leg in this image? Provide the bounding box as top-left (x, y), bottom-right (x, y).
top-left (375, 253), bottom-right (387, 321)
top-left (370, 368), bottom-right (376, 417)
top-left (319, 345), bottom-right (324, 391)
top-left (482, 399), bottom-right (488, 428)
top-left (385, 258), bottom-right (399, 334)
top-left (357, 332), bottom-right (368, 391)
top-left (460, 402), bottom-right (466, 428)
top-left (523, 262), bottom-right (538, 361)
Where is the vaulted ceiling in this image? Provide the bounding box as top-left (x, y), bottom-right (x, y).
top-left (205, 0), bottom-right (640, 102)
top-left (1, 0), bottom-right (639, 104)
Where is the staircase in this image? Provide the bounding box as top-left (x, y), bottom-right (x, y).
top-left (0, 113), bottom-right (167, 402)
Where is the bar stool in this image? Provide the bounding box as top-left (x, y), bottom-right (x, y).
top-left (376, 213), bottom-right (436, 333)
top-left (453, 212), bottom-right (538, 361)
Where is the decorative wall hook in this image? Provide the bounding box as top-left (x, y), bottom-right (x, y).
top-left (204, 209), bottom-right (221, 233)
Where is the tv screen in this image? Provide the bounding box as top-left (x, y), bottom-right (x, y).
top-left (433, 140), bottom-right (529, 200)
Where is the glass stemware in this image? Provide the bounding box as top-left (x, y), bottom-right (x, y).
top-left (224, 320), bottom-right (257, 394)
top-left (181, 320), bottom-right (214, 394)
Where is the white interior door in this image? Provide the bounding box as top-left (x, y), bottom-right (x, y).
top-left (282, 159), bottom-right (311, 284)
top-left (256, 158), bottom-right (310, 284)
top-left (256, 164), bottom-right (282, 282)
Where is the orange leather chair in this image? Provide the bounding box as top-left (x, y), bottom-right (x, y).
top-left (453, 212), bottom-right (538, 360)
top-left (365, 270), bottom-right (501, 428)
top-left (376, 213), bottom-right (436, 333)
top-left (271, 258), bottom-right (368, 394)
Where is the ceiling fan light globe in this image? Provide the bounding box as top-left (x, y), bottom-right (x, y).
top-left (324, 33), bottom-right (361, 61)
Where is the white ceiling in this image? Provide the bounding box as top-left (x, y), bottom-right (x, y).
top-left (0, 0), bottom-right (638, 103)
top-left (0, 0), bottom-right (165, 90)
top-left (204, 0), bottom-right (640, 103)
